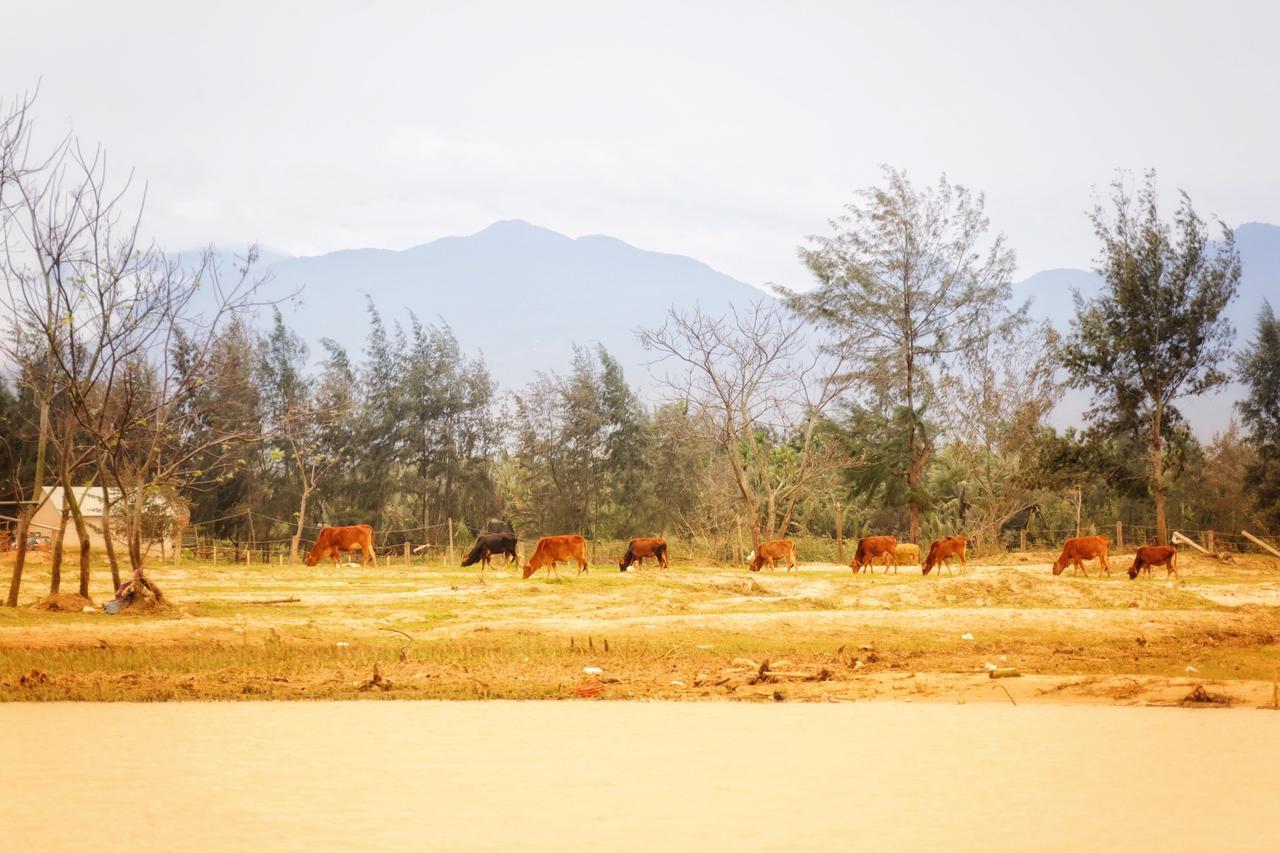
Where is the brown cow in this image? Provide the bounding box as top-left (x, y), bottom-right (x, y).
top-left (305, 524), bottom-right (377, 567)
top-left (620, 537), bottom-right (668, 572)
top-left (851, 535), bottom-right (898, 574)
top-left (922, 536), bottom-right (968, 576)
top-left (748, 539), bottom-right (797, 572)
top-left (1051, 535), bottom-right (1110, 577)
top-left (523, 535), bottom-right (589, 578)
top-left (1127, 545), bottom-right (1178, 579)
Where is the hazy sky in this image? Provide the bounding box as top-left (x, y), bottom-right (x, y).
top-left (5, 1), bottom-right (1278, 289)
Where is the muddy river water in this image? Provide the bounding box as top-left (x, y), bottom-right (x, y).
top-left (2, 701), bottom-right (1277, 851)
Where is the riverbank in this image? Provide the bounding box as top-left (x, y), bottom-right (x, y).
top-left (2, 551), bottom-right (1278, 704)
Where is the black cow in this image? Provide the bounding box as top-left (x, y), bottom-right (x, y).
top-left (461, 532), bottom-right (519, 570)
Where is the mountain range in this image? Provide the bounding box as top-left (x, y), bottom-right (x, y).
top-left (213, 219), bottom-right (1279, 438)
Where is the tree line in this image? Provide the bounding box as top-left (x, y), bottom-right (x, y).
top-left (2, 91), bottom-right (1279, 605)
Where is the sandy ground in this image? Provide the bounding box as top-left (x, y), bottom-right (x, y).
top-left (1, 549), bottom-right (1278, 704)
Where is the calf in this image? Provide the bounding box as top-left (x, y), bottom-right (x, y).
top-left (1127, 545), bottom-right (1178, 579)
top-left (619, 537), bottom-right (668, 572)
top-left (748, 539), bottom-right (797, 572)
top-left (922, 536), bottom-right (968, 576)
top-left (851, 535), bottom-right (898, 574)
top-left (1051, 535), bottom-right (1110, 577)
top-left (523, 535), bottom-right (589, 579)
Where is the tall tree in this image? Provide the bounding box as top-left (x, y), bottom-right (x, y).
top-left (789, 167), bottom-right (1019, 543)
top-left (1062, 172), bottom-right (1241, 544)
top-left (1236, 301), bottom-right (1280, 529)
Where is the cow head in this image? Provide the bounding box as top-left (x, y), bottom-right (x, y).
top-left (1127, 561), bottom-right (1140, 580)
top-left (522, 561), bottom-right (537, 579)
top-left (1051, 557), bottom-right (1067, 576)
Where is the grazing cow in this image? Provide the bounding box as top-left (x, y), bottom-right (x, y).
top-left (748, 539), bottom-right (797, 572)
top-left (462, 531), bottom-right (519, 570)
top-left (1127, 545), bottom-right (1178, 579)
top-left (922, 536), bottom-right (968, 576)
top-left (619, 537), bottom-right (668, 572)
top-left (1051, 535), bottom-right (1110, 577)
top-left (894, 543), bottom-right (920, 568)
top-left (523, 535), bottom-right (589, 579)
top-left (305, 524), bottom-right (377, 567)
top-left (851, 535), bottom-right (898, 574)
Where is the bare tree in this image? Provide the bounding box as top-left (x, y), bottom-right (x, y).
top-left (1, 87), bottom-right (271, 604)
top-left (639, 300), bottom-right (853, 549)
top-left (937, 318), bottom-right (1063, 551)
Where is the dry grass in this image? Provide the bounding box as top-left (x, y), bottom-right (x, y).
top-left (1, 549), bottom-right (1278, 703)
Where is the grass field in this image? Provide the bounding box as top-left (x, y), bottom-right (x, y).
top-left (2, 547), bottom-right (1279, 705)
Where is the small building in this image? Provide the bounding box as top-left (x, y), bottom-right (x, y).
top-left (29, 486), bottom-right (124, 551)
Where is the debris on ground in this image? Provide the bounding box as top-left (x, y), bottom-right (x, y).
top-left (988, 668), bottom-right (1021, 679)
top-left (1180, 685), bottom-right (1231, 706)
top-left (32, 593), bottom-right (93, 612)
top-left (357, 664), bottom-right (393, 692)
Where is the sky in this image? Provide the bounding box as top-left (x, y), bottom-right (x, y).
top-left (4, 0), bottom-right (1278, 289)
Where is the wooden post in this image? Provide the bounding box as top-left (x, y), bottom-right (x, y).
top-left (447, 519), bottom-right (454, 566)
top-left (734, 517), bottom-right (744, 564)
top-left (1242, 530), bottom-right (1280, 559)
top-left (1116, 521), bottom-right (1124, 552)
top-left (1171, 531), bottom-right (1209, 555)
top-left (1206, 530), bottom-right (1215, 555)
top-left (404, 541), bottom-right (410, 565)
top-left (835, 501), bottom-right (844, 564)
top-left (212, 544), bottom-right (218, 565)
top-left (246, 548), bottom-right (251, 567)
top-left (1019, 529), bottom-right (1027, 552)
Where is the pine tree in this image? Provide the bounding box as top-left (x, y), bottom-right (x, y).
top-left (1062, 172), bottom-right (1241, 543)
top-left (1237, 302), bottom-right (1280, 528)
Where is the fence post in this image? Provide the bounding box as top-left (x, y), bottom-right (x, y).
top-left (246, 548), bottom-right (251, 567)
top-left (1019, 529), bottom-right (1027, 552)
top-left (835, 501), bottom-right (844, 564)
top-left (212, 544), bottom-right (218, 565)
top-left (404, 541), bottom-right (410, 565)
top-left (1116, 521), bottom-right (1124, 552)
top-left (447, 519), bottom-right (454, 566)
top-left (1206, 530), bottom-right (1215, 554)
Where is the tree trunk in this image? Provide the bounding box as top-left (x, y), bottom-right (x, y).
top-left (127, 489), bottom-right (145, 571)
top-left (50, 502), bottom-right (71, 595)
top-left (905, 351), bottom-right (921, 545)
top-left (290, 485), bottom-right (311, 563)
top-left (99, 479), bottom-right (121, 591)
top-left (6, 397), bottom-right (51, 607)
top-left (1152, 403), bottom-right (1167, 545)
top-left (65, 487), bottom-right (93, 599)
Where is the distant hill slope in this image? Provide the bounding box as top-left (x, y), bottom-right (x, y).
top-left (1013, 222), bottom-right (1280, 437)
top-left (252, 220), bottom-right (767, 391)
top-left (196, 219), bottom-right (1276, 438)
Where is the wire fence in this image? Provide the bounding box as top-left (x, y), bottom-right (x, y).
top-left (161, 520), bottom-right (1280, 569)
